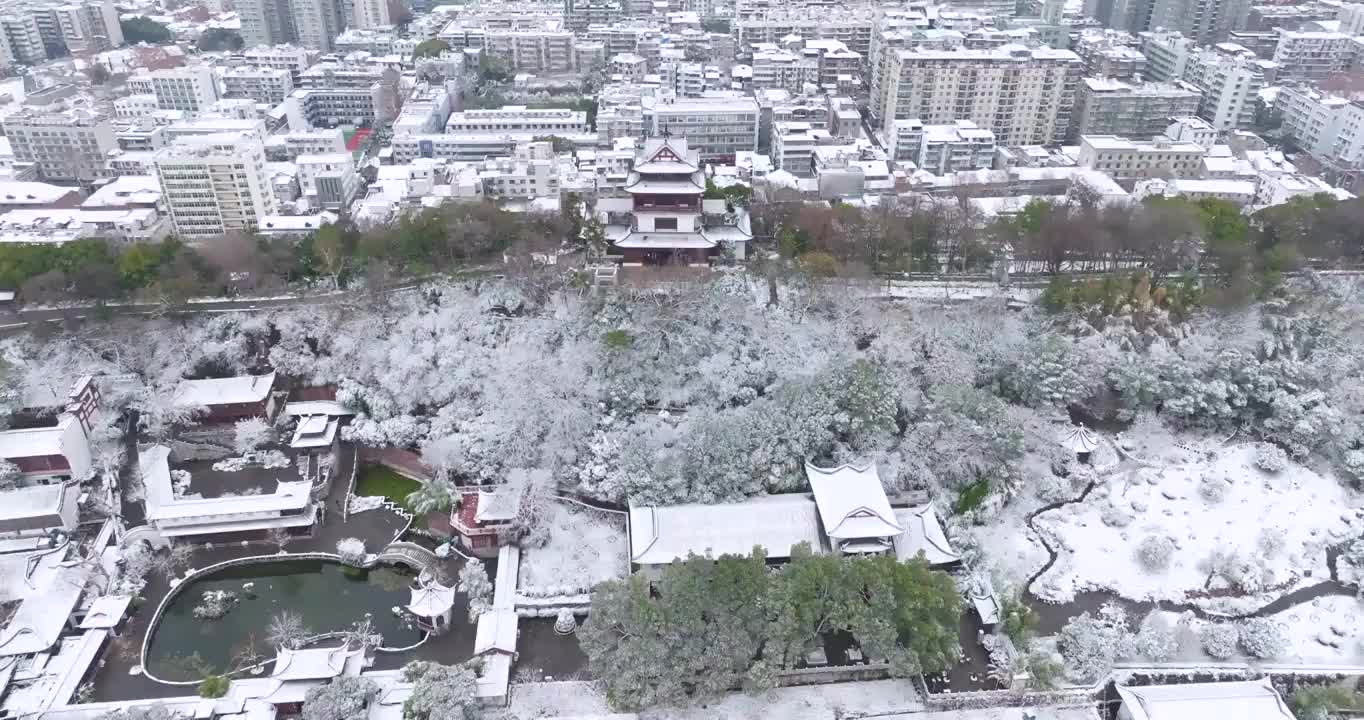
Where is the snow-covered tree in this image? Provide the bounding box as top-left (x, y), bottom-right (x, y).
top-left (268, 610), bottom-right (311, 650)
top-left (1133, 613), bottom-right (1178, 661)
top-left (406, 479), bottom-right (454, 515)
top-left (0, 459), bottom-right (21, 490)
top-left (1254, 443), bottom-right (1289, 472)
top-left (234, 417), bottom-right (273, 454)
top-left (303, 676), bottom-right (378, 720)
top-left (95, 704), bottom-right (182, 720)
top-left (456, 559), bottom-right (492, 622)
top-left (1200, 623), bottom-right (1239, 659)
top-left (335, 538), bottom-right (366, 566)
top-left (1057, 604), bottom-right (1135, 680)
top-left (1238, 618), bottom-right (1287, 659)
top-left (400, 661), bottom-right (479, 720)
top-left (1135, 535), bottom-right (1175, 572)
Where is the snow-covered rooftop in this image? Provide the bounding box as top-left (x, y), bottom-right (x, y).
top-left (0, 421), bottom-right (70, 461)
top-left (407, 580), bottom-right (456, 619)
top-left (172, 371), bottom-right (276, 408)
top-left (78, 595), bottom-right (133, 630)
top-left (290, 415), bottom-right (338, 449)
top-left (1114, 679), bottom-right (1294, 720)
top-left (628, 494), bottom-right (825, 566)
top-left (474, 487), bottom-right (518, 523)
top-left (141, 444), bottom-right (312, 524)
top-left (270, 644), bottom-right (366, 682)
top-left (0, 484), bottom-right (67, 522)
top-left (473, 608), bottom-right (518, 655)
top-left (805, 462), bottom-right (903, 541)
top-left (1058, 424), bottom-right (1100, 454)
top-left (892, 504), bottom-right (960, 567)
top-left (0, 565), bottom-right (88, 657)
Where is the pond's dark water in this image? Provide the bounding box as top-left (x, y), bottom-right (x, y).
top-left (145, 559), bottom-right (423, 681)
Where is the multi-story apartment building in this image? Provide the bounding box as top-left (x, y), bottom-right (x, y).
top-left (1271, 29), bottom-right (1352, 82)
top-left (737, 6), bottom-right (879, 57)
top-left (298, 61), bottom-right (386, 90)
top-left (1071, 78), bottom-right (1202, 140)
top-left (114, 94), bottom-right (159, 119)
top-left (446, 107), bottom-right (590, 135)
top-left (295, 152), bottom-right (360, 209)
top-left (1073, 30), bottom-right (1148, 79)
top-left (390, 133), bottom-right (521, 163)
top-left (1276, 84), bottom-right (1364, 167)
top-left (237, 0), bottom-right (296, 47)
top-left (241, 45), bottom-right (318, 85)
top-left (1077, 134), bottom-right (1207, 178)
top-left (49, 0), bottom-right (122, 54)
top-left (644, 95), bottom-right (760, 163)
top-left (350, 0), bottom-right (389, 29)
top-left (1339, 2), bottom-right (1364, 35)
top-left (478, 141), bottom-right (561, 199)
top-left (0, 16), bottom-right (46, 65)
top-left (287, 0), bottom-right (347, 50)
top-left (2, 107), bottom-right (115, 183)
top-left (486, 28), bottom-right (576, 72)
top-left (264, 129), bottom-right (347, 161)
top-left (890, 119), bottom-right (995, 173)
top-left (565, 0), bottom-right (622, 33)
top-left (1148, 0), bottom-right (1251, 46)
top-left (154, 133), bottom-right (277, 238)
top-left (148, 66), bottom-right (221, 114)
top-left (771, 121), bottom-right (832, 176)
top-left (1183, 45), bottom-right (1275, 130)
top-left (1139, 29), bottom-right (1198, 81)
top-left (220, 66), bottom-right (295, 106)
top-left (875, 45), bottom-right (1081, 147)
top-left (284, 87), bottom-right (389, 130)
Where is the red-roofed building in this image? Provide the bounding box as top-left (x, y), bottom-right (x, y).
top-left (448, 487), bottom-right (517, 557)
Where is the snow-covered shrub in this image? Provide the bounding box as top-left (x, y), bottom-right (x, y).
top-left (1134, 613), bottom-right (1178, 661)
top-left (1135, 535), bottom-right (1175, 573)
top-left (1200, 623), bottom-right (1239, 659)
top-left (302, 675), bottom-right (377, 720)
top-left (1199, 477), bottom-right (1228, 504)
top-left (1238, 618), bottom-right (1288, 659)
top-left (1201, 546), bottom-right (1274, 594)
top-left (1257, 527), bottom-right (1287, 558)
top-left (982, 632), bottom-right (1020, 685)
top-left (1057, 604), bottom-right (1135, 680)
top-left (336, 538), bottom-right (366, 566)
top-left (234, 417), bottom-right (273, 455)
top-left (1344, 449), bottom-right (1364, 486)
top-left (0, 459), bottom-right (21, 490)
top-left (192, 590), bottom-right (238, 620)
top-left (457, 559), bottom-right (493, 622)
top-left (1254, 443), bottom-right (1289, 473)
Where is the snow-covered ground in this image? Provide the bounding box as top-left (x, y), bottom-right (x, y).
top-left (504, 679), bottom-right (926, 720)
top-left (517, 502), bottom-right (628, 596)
top-left (1032, 443), bottom-right (1362, 607)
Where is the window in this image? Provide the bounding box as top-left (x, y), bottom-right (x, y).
top-left (655, 217), bottom-right (679, 231)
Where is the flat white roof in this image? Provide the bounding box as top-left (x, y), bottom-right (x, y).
top-left (0, 565), bottom-right (87, 656)
top-left (78, 595), bottom-right (133, 629)
top-left (1115, 679), bottom-right (1294, 720)
top-left (0, 417), bottom-right (72, 461)
top-left (805, 462), bottom-right (903, 541)
top-left (473, 608), bottom-right (518, 655)
top-left (0, 484), bottom-right (66, 522)
top-left (628, 494), bottom-right (824, 565)
top-left (173, 372), bottom-right (276, 408)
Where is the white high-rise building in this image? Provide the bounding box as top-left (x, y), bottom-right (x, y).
top-left (1138, 30), bottom-right (1198, 82)
top-left (154, 133), bottom-right (278, 239)
top-left (290, 0), bottom-right (346, 51)
top-left (645, 95), bottom-right (760, 163)
top-left (1147, 0), bottom-right (1250, 46)
top-left (350, 0), bottom-right (389, 29)
top-left (1183, 46), bottom-right (1274, 130)
top-left (149, 66), bottom-right (221, 114)
top-left (2, 107), bottom-right (116, 183)
top-left (875, 45), bottom-right (1081, 146)
top-left (1339, 3), bottom-right (1364, 36)
top-left (1276, 85), bottom-right (1364, 167)
top-left (237, 0), bottom-right (297, 47)
top-left (220, 66), bottom-right (295, 105)
top-left (1271, 29), bottom-right (1352, 83)
top-left (0, 16), bottom-right (45, 64)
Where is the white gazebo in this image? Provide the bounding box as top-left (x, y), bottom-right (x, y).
top-left (406, 572), bottom-right (456, 636)
top-left (1058, 423), bottom-right (1100, 458)
top-left (804, 461), bottom-right (903, 555)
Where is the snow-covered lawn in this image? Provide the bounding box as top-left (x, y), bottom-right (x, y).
top-left (517, 502), bottom-right (628, 596)
top-left (1033, 443), bottom-right (1362, 606)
